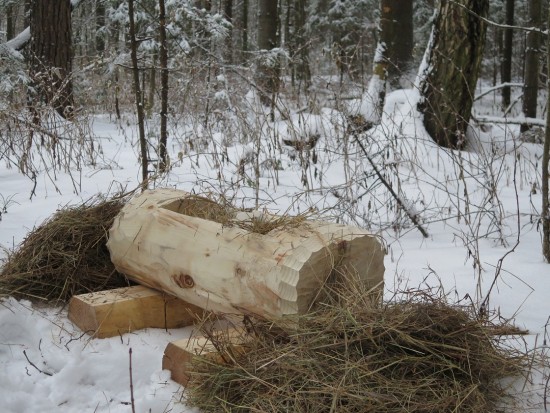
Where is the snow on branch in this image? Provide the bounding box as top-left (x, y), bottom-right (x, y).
top-left (474, 115), bottom-right (546, 127)
top-left (474, 83), bottom-right (524, 102)
top-left (1, 0), bottom-right (83, 57)
top-left (0, 27), bottom-right (30, 58)
top-left (449, 0), bottom-right (547, 35)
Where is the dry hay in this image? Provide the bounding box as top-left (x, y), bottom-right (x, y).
top-left (186, 279), bottom-right (530, 413)
top-left (0, 190), bottom-right (310, 304)
top-left (0, 195), bottom-right (131, 303)
top-left (161, 192), bottom-right (310, 235)
top-left (234, 211), bottom-right (309, 235)
top-left (161, 194), bottom-right (237, 225)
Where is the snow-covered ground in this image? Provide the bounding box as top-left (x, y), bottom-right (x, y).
top-left (1, 88), bottom-right (549, 412)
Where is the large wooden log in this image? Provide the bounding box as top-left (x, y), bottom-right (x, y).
top-left (107, 189), bottom-right (384, 318)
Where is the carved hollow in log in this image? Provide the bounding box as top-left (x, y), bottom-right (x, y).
top-left (107, 188), bottom-right (385, 319)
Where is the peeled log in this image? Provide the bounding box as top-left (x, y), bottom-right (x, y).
top-left (107, 189), bottom-right (384, 318)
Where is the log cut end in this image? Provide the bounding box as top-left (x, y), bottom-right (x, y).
top-left (273, 223), bottom-right (385, 315)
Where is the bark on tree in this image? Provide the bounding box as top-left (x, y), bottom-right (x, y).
top-left (158, 0), bottom-right (169, 173)
top-left (380, 0), bottom-right (413, 88)
top-left (96, 0), bottom-right (106, 54)
top-left (242, 0), bottom-right (248, 59)
top-left (542, 5), bottom-right (550, 262)
top-left (417, 0), bottom-right (489, 149)
top-left (107, 189), bottom-right (385, 318)
top-left (24, 0), bottom-right (31, 28)
top-left (146, 53), bottom-right (157, 117)
top-left (521, 0), bottom-right (541, 133)
top-left (29, 0), bottom-right (74, 119)
top-left (128, 0), bottom-right (148, 190)
top-left (256, 0), bottom-right (280, 106)
top-left (360, 0), bottom-right (412, 127)
top-left (501, 0), bottom-right (514, 109)
top-left (223, 0), bottom-right (233, 63)
top-left (294, 0), bottom-right (311, 89)
top-left (285, 0), bottom-right (292, 83)
top-left (6, 3), bottom-right (15, 41)
top-left (362, 41), bottom-right (388, 127)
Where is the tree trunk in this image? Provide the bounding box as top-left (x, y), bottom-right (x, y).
top-left (542, 5), bottom-right (550, 262)
top-left (158, 0), bottom-right (169, 173)
top-left (501, 0), bottom-right (514, 109)
top-left (381, 0), bottom-right (413, 88)
top-left (417, 0), bottom-right (489, 149)
top-left (6, 3), bottom-right (15, 41)
top-left (224, 0), bottom-right (233, 63)
top-left (285, 0), bottom-right (293, 85)
top-left (521, 0), bottom-right (541, 132)
top-left (96, 0), bottom-right (106, 54)
top-left (242, 0), bottom-right (248, 59)
top-left (362, 41), bottom-right (388, 127)
top-left (147, 53), bottom-right (157, 118)
top-left (107, 189), bottom-right (385, 318)
top-left (128, 0), bottom-right (148, 190)
top-left (256, 0), bottom-right (280, 106)
top-left (29, 0), bottom-right (74, 119)
top-left (294, 0), bottom-right (311, 89)
top-left (24, 0), bottom-right (31, 28)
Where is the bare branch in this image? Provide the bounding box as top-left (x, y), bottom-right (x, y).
top-left (355, 137), bottom-right (429, 238)
top-left (474, 83), bottom-right (524, 102)
top-left (473, 115), bottom-right (546, 127)
top-left (449, 0), bottom-right (546, 35)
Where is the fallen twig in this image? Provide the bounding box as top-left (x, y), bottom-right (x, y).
top-left (355, 137), bottom-right (429, 238)
top-left (23, 350), bottom-right (52, 376)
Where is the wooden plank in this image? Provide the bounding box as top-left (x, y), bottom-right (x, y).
top-left (68, 285), bottom-right (204, 338)
top-left (162, 327), bottom-right (246, 386)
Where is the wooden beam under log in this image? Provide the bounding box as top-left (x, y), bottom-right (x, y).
top-left (68, 285), bottom-right (204, 338)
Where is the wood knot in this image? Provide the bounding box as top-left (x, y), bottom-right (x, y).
top-left (337, 240), bottom-right (348, 253)
top-left (234, 265), bottom-right (246, 278)
top-left (173, 273), bottom-right (194, 288)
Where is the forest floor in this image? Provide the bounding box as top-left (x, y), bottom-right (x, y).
top-left (0, 83), bottom-right (549, 412)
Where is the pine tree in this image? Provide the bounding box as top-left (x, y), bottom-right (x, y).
top-left (418, 0), bottom-right (489, 149)
top-left (256, 0), bottom-right (280, 106)
top-left (521, 0), bottom-right (541, 132)
top-left (29, 0), bottom-right (74, 118)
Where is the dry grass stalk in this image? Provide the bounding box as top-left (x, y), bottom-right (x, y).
top-left (161, 194), bottom-right (237, 225)
top-left (162, 192), bottom-right (310, 235)
top-left (186, 276), bottom-right (530, 413)
top-left (0, 195), bottom-right (131, 303)
top-left (234, 212), bottom-right (309, 235)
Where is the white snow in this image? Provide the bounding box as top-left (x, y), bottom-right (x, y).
top-left (0, 27), bottom-right (29, 60)
top-left (1, 88), bottom-right (549, 412)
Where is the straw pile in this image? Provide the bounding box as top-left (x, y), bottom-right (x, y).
top-left (0, 191), bottom-right (310, 304)
top-left (162, 193), bottom-right (310, 235)
top-left (186, 278), bottom-right (529, 413)
top-left (0, 195), bottom-right (131, 303)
